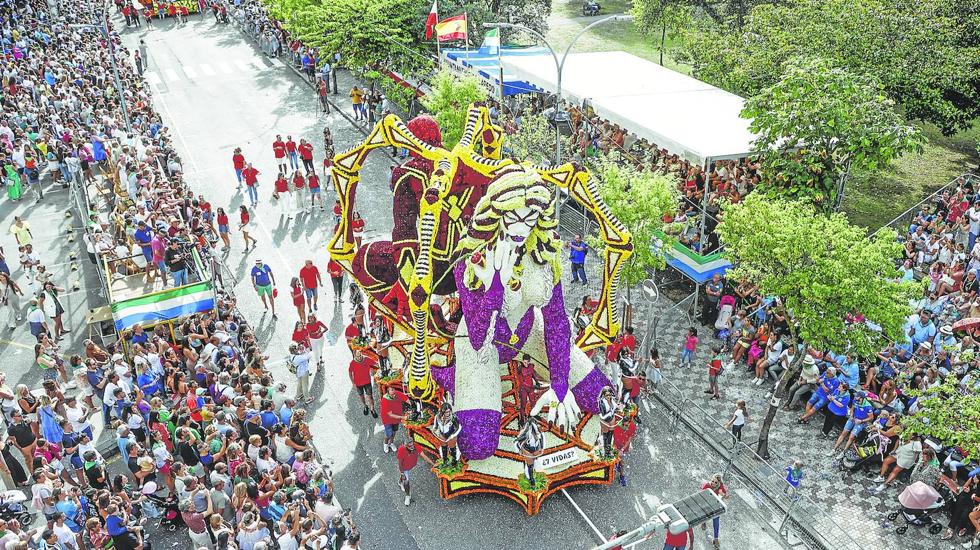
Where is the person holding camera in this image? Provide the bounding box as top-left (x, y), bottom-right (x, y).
top-left (164, 239), bottom-right (189, 287)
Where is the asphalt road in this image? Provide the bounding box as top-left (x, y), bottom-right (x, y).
top-left (113, 16), bottom-right (791, 550)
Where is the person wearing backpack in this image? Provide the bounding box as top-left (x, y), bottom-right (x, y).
top-left (706, 346), bottom-right (723, 400)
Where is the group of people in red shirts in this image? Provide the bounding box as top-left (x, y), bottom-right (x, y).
top-left (121, 0), bottom-right (192, 26)
top-left (230, 136), bottom-right (327, 219)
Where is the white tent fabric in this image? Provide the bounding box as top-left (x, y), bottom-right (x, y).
top-left (502, 50), bottom-right (758, 163)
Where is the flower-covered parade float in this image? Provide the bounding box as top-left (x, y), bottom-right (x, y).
top-left (328, 104), bottom-right (633, 514)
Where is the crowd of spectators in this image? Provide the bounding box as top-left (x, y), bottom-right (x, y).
top-left (693, 175), bottom-right (980, 543)
top-left (0, 0), bottom-right (362, 549)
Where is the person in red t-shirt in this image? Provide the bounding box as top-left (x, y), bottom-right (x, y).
top-left (285, 135), bottom-right (298, 171)
top-left (241, 163), bottom-right (260, 208)
top-left (621, 326), bottom-right (636, 354)
top-left (351, 211), bottom-right (365, 248)
top-left (307, 172), bottom-right (323, 211)
top-left (701, 474), bottom-right (729, 546)
top-left (306, 313), bottom-right (328, 368)
top-left (291, 171), bottom-right (308, 214)
top-left (289, 278), bottom-right (306, 324)
top-left (345, 311), bottom-right (366, 349)
top-left (707, 345), bottom-right (723, 400)
top-left (291, 320), bottom-right (310, 349)
top-left (516, 359), bottom-right (542, 419)
top-left (298, 139), bottom-right (314, 173)
top-left (231, 148), bottom-right (246, 187)
top-left (348, 350), bottom-right (377, 417)
top-left (272, 135), bottom-right (287, 174)
top-left (332, 200), bottom-right (342, 228)
top-left (379, 385), bottom-right (408, 453)
top-left (396, 439), bottom-right (431, 507)
top-left (327, 259), bottom-right (344, 301)
top-left (274, 173), bottom-right (291, 217)
top-left (613, 415), bottom-right (637, 486)
top-left (216, 207), bottom-right (231, 250)
top-left (299, 259), bottom-right (322, 312)
top-left (663, 527), bottom-right (694, 550)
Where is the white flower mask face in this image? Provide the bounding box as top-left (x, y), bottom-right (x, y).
top-left (501, 206), bottom-right (539, 244)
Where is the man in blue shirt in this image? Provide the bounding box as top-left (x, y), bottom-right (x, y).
top-left (799, 367), bottom-right (839, 424)
top-left (259, 400), bottom-right (280, 430)
top-left (129, 324), bottom-right (149, 346)
top-left (906, 310), bottom-right (937, 348)
top-left (250, 259), bottom-right (277, 317)
top-left (567, 234), bottom-right (588, 284)
top-left (839, 355), bottom-right (860, 389)
top-left (133, 221), bottom-right (152, 264)
top-left (106, 502), bottom-right (142, 550)
top-left (829, 390), bottom-right (874, 456)
top-left (136, 361), bottom-right (161, 396)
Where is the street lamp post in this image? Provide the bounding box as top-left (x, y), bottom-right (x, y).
top-left (71, 12), bottom-right (132, 132)
top-left (484, 15), bottom-right (632, 166)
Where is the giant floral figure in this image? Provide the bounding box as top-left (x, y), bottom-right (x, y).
top-left (448, 169), bottom-right (612, 459)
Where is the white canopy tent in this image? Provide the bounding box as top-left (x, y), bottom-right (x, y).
top-left (501, 50), bottom-right (758, 163)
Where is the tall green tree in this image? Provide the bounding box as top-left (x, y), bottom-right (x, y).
top-left (683, 0), bottom-right (980, 135)
top-left (631, 0), bottom-right (692, 65)
top-left (592, 156), bottom-right (679, 287)
top-left (717, 194), bottom-right (916, 458)
top-left (266, 0), bottom-right (431, 77)
top-left (742, 57), bottom-right (923, 209)
top-left (439, 0), bottom-right (552, 41)
top-left (903, 376), bottom-right (980, 455)
top-left (420, 68), bottom-right (488, 149)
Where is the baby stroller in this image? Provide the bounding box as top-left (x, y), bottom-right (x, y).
top-left (142, 484), bottom-right (184, 531)
top-left (886, 481), bottom-right (945, 535)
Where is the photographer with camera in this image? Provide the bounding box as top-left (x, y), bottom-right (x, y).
top-left (164, 239), bottom-right (189, 288)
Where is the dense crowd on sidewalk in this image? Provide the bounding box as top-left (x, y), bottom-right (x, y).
top-left (668, 174), bottom-right (980, 544)
top-left (0, 0), bottom-right (368, 549)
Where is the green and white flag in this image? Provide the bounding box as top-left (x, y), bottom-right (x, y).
top-left (111, 281), bottom-right (216, 331)
top-left (479, 28), bottom-right (500, 55)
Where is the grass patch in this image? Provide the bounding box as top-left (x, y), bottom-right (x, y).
top-left (434, 459), bottom-right (465, 476)
top-left (545, 17), bottom-right (690, 73)
top-left (516, 471), bottom-right (549, 492)
top-left (843, 122), bottom-right (980, 230)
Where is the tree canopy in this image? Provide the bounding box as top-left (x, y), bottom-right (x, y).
top-left (903, 377), bottom-right (980, 454)
top-left (592, 157), bottom-right (679, 287)
top-left (717, 194), bottom-right (915, 356)
top-left (683, 0), bottom-right (980, 136)
top-left (742, 57), bottom-right (923, 208)
top-left (420, 68), bottom-right (488, 149)
top-left (265, 0), bottom-right (431, 76)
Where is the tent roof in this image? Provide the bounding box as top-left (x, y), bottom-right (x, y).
top-left (502, 51), bottom-right (758, 163)
top-left (443, 47), bottom-right (547, 96)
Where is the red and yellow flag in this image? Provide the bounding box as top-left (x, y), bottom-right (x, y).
top-left (435, 13), bottom-right (467, 42)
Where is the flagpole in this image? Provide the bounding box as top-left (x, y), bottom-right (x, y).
top-left (464, 12), bottom-right (469, 62)
top-left (498, 35), bottom-right (504, 107)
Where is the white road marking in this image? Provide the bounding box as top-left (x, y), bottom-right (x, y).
top-left (199, 63), bottom-right (215, 76)
top-left (562, 489), bottom-right (608, 543)
top-left (234, 59), bottom-right (251, 72)
top-left (183, 65), bottom-right (197, 78)
top-left (144, 71), bottom-right (161, 85)
top-left (248, 59), bottom-right (266, 71)
top-left (218, 63), bottom-right (233, 74)
top-left (165, 68), bottom-right (180, 82)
